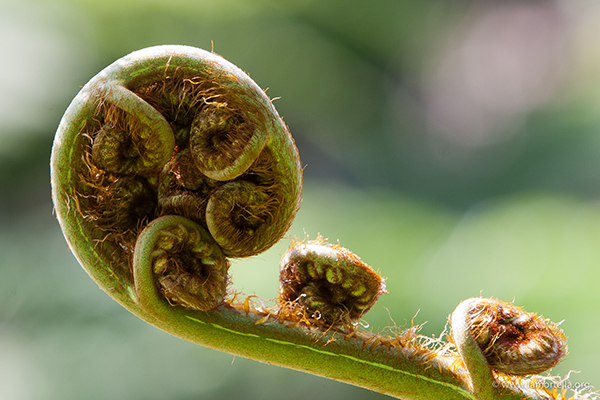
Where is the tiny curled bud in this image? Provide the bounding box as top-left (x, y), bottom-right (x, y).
top-left (134, 216), bottom-right (229, 311)
top-left (452, 297), bottom-right (568, 376)
top-left (278, 236), bottom-right (387, 326)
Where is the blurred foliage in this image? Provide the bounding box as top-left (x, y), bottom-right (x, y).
top-left (1, 0), bottom-right (600, 399)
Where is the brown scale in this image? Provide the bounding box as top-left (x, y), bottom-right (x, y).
top-left (464, 298), bottom-right (567, 375)
top-left (156, 148), bottom-right (219, 223)
top-left (74, 114), bottom-right (160, 284)
top-left (208, 148), bottom-right (287, 256)
top-left (278, 236), bottom-right (387, 327)
top-left (133, 68), bottom-right (284, 258)
top-left (149, 221), bottom-right (230, 311)
top-left (72, 65), bottom-right (293, 307)
top-left (189, 103), bottom-right (256, 174)
top-left (89, 104), bottom-right (171, 176)
top-left (133, 67), bottom-right (265, 154)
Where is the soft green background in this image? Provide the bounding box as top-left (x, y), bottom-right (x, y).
top-left (1, 0), bottom-right (599, 399)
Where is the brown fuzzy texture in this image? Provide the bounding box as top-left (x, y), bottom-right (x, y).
top-left (71, 62), bottom-right (300, 309)
top-left (464, 298), bottom-right (568, 375)
top-left (134, 66), bottom-right (266, 157)
top-left (149, 221), bottom-right (229, 311)
top-left (157, 148), bottom-right (218, 222)
top-left (278, 236), bottom-right (387, 327)
top-left (229, 293), bottom-right (461, 381)
top-left (206, 148), bottom-right (288, 257)
top-left (90, 104), bottom-right (172, 176)
top-left (189, 103), bottom-right (256, 175)
top-left (75, 113), bottom-right (160, 286)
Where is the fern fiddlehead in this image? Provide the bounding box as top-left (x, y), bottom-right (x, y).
top-left (51, 45), bottom-right (596, 400)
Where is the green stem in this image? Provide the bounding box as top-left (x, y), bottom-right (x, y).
top-left (452, 299), bottom-right (499, 400)
top-left (131, 217), bottom-right (470, 399)
top-left (50, 45), bottom-right (593, 400)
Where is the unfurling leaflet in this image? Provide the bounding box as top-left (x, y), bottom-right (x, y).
top-left (51, 45), bottom-right (596, 400)
top-left (453, 297), bottom-right (567, 376)
top-left (134, 216), bottom-right (229, 311)
top-left (52, 45), bottom-right (302, 311)
top-left (278, 236), bottom-right (387, 326)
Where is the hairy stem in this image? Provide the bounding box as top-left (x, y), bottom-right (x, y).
top-left (452, 299), bottom-right (499, 400)
top-left (132, 225), bottom-right (474, 399)
top-left (51, 45), bottom-right (595, 400)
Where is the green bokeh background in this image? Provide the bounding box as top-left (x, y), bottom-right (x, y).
top-left (1, 0), bottom-right (599, 399)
